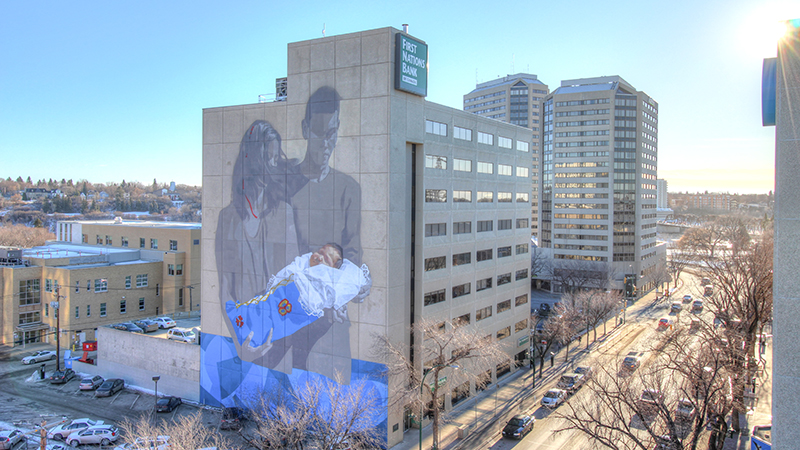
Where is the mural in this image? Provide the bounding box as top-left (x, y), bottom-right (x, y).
top-left (202, 86), bottom-right (387, 432)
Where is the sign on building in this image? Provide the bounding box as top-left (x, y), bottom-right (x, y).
top-left (395, 33), bottom-right (428, 96)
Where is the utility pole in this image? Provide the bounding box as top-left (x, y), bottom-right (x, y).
top-left (51, 284), bottom-right (64, 372)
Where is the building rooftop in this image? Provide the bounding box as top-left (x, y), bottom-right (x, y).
top-left (468, 73), bottom-right (546, 94)
top-left (64, 219), bottom-right (201, 230)
top-left (23, 242), bottom-right (136, 259)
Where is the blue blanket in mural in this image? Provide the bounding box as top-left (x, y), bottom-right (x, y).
top-left (225, 280), bottom-right (320, 348)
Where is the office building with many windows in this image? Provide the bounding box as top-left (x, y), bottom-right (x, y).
top-left (202, 27), bottom-right (532, 447)
top-left (463, 73), bottom-right (548, 238)
top-left (539, 76), bottom-right (662, 292)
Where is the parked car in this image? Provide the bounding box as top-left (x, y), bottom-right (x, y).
top-left (623, 352), bottom-right (644, 371)
top-left (557, 373), bottom-right (585, 393)
top-left (638, 389), bottom-right (663, 416)
top-left (541, 389), bottom-right (567, 408)
top-left (22, 350), bottom-right (57, 364)
top-left (692, 300), bottom-right (704, 312)
top-left (113, 437), bottom-right (170, 450)
top-left (501, 415), bottom-right (534, 439)
top-left (690, 316), bottom-right (701, 330)
top-left (49, 368), bottom-right (76, 384)
top-left (48, 419), bottom-right (104, 441)
top-left (133, 319), bottom-right (159, 333)
top-left (658, 317), bottom-right (674, 330)
top-left (220, 407), bottom-right (248, 431)
top-left (155, 396), bottom-right (182, 413)
top-left (112, 322), bottom-right (144, 333)
top-left (95, 378), bottom-right (125, 397)
top-left (538, 303), bottom-right (551, 315)
top-left (574, 366), bottom-right (593, 378)
top-left (0, 430), bottom-right (25, 450)
top-left (152, 317), bottom-right (177, 329)
top-left (670, 301), bottom-right (682, 312)
top-left (675, 398), bottom-right (696, 421)
top-left (79, 375), bottom-right (105, 391)
top-left (682, 294), bottom-right (693, 303)
top-left (167, 328), bottom-right (196, 343)
top-left (68, 425), bottom-right (120, 447)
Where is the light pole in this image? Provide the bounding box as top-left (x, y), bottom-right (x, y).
top-left (419, 364), bottom-right (458, 450)
top-left (152, 376), bottom-right (160, 417)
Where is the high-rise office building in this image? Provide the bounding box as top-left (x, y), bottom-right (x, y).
top-left (540, 76), bottom-right (661, 291)
top-left (464, 74), bottom-right (549, 238)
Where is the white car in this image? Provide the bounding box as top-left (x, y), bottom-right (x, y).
top-left (167, 328), bottom-right (196, 343)
top-left (114, 436), bottom-right (170, 450)
top-left (541, 389), bottom-right (567, 408)
top-left (152, 317), bottom-right (176, 329)
top-left (22, 350), bottom-right (57, 364)
top-left (48, 419), bottom-right (104, 441)
top-left (68, 425), bottom-right (119, 447)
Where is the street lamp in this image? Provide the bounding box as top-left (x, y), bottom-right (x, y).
top-left (419, 364), bottom-right (458, 450)
top-left (152, 376), bottom-right (160, 414)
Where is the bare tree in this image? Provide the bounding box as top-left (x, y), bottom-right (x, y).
top-left (551, 260), bottom-right (613, 293)
top-left (649, 260), bottom-right (671, 299)
top-left (572, 290), bottom-right (622, 344)
top-left (374, 317), bottom-right (511, 450)
top-left (117, 412), bottom-right (231, 450)
top-left (0, 223), bottom-right (54, 247)
top-left (667, 244), bottom-right (692, 289)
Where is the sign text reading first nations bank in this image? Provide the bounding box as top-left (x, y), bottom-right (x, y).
top-left (395, 33), bottom-right (428, 97)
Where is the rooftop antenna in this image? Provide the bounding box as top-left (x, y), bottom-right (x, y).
top-left (402, 24), bottom-right (409, 33)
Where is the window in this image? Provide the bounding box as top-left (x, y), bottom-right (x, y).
top-left (497, 192), bottom-right (512, 202)
top-left (497, 273), bottom-right (511, 286)
top-left (425, 119), bottom-right (447, 136)
top-left (168, 264), bottom-right (175, 276)
top-left (453, 158), bottom-right (472, 172)
top-left (516, 192), bottom-right (530, 202)
top-left (178, 289), bottom-right (183, 307)
top-left (477, 220), bottom-right (493, 232)
top-left (517, 141), bottom-right (529, 152)
top-left (19, 312), bottom-right (41, 325)
top-left (517, 218), bottom-right (529, 228)
top-left (75, 281), bottom-right (80, 293)
top-left (477, 131), bottom-right (493, 145)
top-left (452, 252), bottom-right (471, 266)
top-left (476, 277), bottom-right (492, 291)
top-left (424, 256), bottom-right (446, 271)
top-left (497, 246), bottom-right (512, 258)
top-left (497, 326), bottom-right (511, 340)
top-left (516, 167), bottom-right (529, 177)
top-left (96, 235), bottom-right (102, 245)
top-left (105, 235), bottom-right (112, 245)
top-left (136, 274), bottom-right (148, 288)
top-left (82, 234), bottom-right (88, 244)
top-left (125, 276), bottom-right (131, 289)
top-left (453, 126), bottom-right (472, 141)
top-left (45, 303), bottom-right (49, 317)
top-left (477, 191), bottom-right (493, 202)
top-left (86, 305), bottom-right (91, 317)
top-left (516, 244), bottom-right (529, 255)
top-left (498, 164), bottom-right (512, 176)
top-left (424, 289), bottom-right (446, 306)
top-left (498, 219), bottom-right (512, 230)
top-left (455, 313), bottom-right (470, 326)
top-left (139, 238), bottom-right (145, 248)
top-left (170, 240), bottom-right (178, 251)
top-left (453, 221), bottom-right (471, 234)
top-left (94, 279), bottom-right (108, 293)
top-left (477, 249), bottom-right (493, 262)
top-left (100, 303), bottom-right (107, 317)
top-left (425, 189), bottom-right (447, 202)
top-left (425, 223), bottom-right (447, 237)
top-left (515, 319), bottom-right (528, 333)
top-left (515, 294), bottom-right (529, 307)
top-left (44, 279), bottom-right (53, 293)
top-left (451, 188), bottom-right (475, 202)
top-left (75, 306), bottom-right (79, 319)
top-left (425, 155), bottom-right (447, 169)
top-left (150, 238), bottom-right (158, 249)
top-left (477, 162), bottom-right (493, 174)
top-left (139, 297), bottom-right (145, 311)
top-left (193, 239), bottom-right (200, 245)
top-left (452, 283), bottom-right (471, 299)
top-left (476, 306), bottom-right (492, 321)
top-left (169, 264), bottom-right (183, 276)
top-left (497, 299), bottom-right (511, 313)
top-left (516, 269), bottom-right (529, 280)
top-left (121, 236), bottom-right (128, 247)
top-left (120, 299), bottom-right (126, 314)
top-left (498, 136), bottom-right (512, 149)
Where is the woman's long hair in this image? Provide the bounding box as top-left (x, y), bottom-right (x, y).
top-left (232, 120), bottom-right (288, 219)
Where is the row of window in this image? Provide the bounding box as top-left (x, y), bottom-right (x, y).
top-left (86, 235), bottom-right (179, 251)
top-left (425, 120), bottom-right (530, 152)
top-left (425, 155), bottom-right (529, 178)
top-left (424, 219), bottom-right (528, 237)
top-left (425, 189), bottom-right (529, 203)
top-left (425, 247), bottom-right (530, 271)
top-left (425, 290), bottom-right (530, 317)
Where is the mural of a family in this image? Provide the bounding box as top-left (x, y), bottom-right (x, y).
top-left (201, 86), bottom-right (387, 430)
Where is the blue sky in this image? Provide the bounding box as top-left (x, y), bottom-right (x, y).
top-left (1, 0), bottom-right (795, 194)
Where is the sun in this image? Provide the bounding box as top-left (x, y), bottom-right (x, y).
top-left (737, 2), bottom-right (799, 57)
